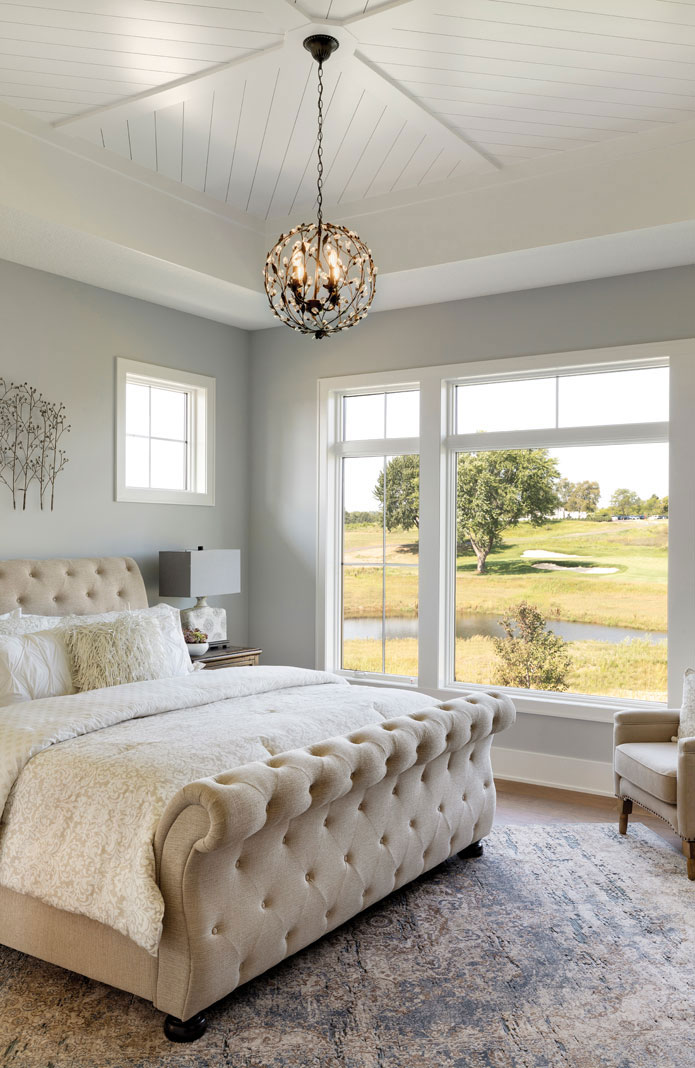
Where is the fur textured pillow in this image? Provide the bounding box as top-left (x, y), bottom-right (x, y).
top-left (679, 668), bottom-right (695, 740)
top-left (64, 613), bottom-right (168, 692)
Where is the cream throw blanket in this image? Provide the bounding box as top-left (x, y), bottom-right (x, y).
top-left (0, 667), bottom-right (442, 954)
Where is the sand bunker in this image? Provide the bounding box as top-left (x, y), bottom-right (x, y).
top-left (532, 562), bottom-right (618, 574)
top-left (522, 549), bottom-right (582, 560)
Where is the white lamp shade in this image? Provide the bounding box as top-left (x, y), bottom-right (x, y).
top-left (159, 549), bottom-right (241, 598)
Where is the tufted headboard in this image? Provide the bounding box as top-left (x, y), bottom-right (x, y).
top-left (0, 557), bottom-right (148, 616)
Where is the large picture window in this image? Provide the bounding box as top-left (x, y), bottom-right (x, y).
top-left (453, 437), bottom-right (668, 703)
top-left (449, 363), bottom-right (669, 704)
top-left (319, 344), bottom-right (691, 719)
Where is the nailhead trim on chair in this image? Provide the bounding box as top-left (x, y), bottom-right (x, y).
top-left (618, 792), bottom-right (694, 841)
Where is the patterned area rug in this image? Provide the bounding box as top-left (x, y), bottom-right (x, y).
top-left (1, 823), bottom-right (692, 1068)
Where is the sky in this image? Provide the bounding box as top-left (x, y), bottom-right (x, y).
top-left (343, 367), bottom-right (669, 513)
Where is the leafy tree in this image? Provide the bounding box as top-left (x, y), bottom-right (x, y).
top-left (610, 488), bottom-right (642, 516)
top-left (373, 455), bottom-right (419, 531)
top-left (493, 601), bottom-right (572, 691)
top-left (345, 510), bottom-right (382, 526)
top-left (457, 449), bottom-right (559, 574)
top-left (567, 479), bottom-right (600, 517)
top-left (641, 493), bottom-right (668, 517)
top-left (557, 477), bottom-right (573, 518)
top-left (641, 494), bottom-right (661, 516)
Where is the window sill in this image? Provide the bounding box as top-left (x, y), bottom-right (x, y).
top-left (343, 674), bottom-right (666, 724)
top-left (115, 486), bottom-right (214, 506)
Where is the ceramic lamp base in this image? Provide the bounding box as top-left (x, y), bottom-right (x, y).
top-left (180, 598), bottom-right (226, 643)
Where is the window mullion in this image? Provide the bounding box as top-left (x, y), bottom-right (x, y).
top-left (667, 353), bottom-right (695, 706)
top-left (147, 385), bottom-right (152, 490)
top-left (447, 422), bottom-right (668, 453)
top-left (334, 436), bottom-right (419, 458)
top-left (382, 454), bottom-right (386, 676)
top-left (417, 376), bottom-right (445, 690)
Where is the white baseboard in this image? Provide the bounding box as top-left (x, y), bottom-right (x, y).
top-left (491, 744), bottom-right (614, 797)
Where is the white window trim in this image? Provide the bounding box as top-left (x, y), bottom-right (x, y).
top-left (318, 339), bottom-right (695, 724)
top-left (115, 357), bottom-right (215, 507)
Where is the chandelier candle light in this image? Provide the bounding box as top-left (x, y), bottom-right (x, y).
top-left (264, 35), bottom-right (377, 339)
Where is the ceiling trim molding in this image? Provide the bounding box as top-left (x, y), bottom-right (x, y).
top-left (342, 1), bottom-right (420, 27)
top-left (0, 102), bottom-right (266, 294)
top-left (54, 43), bottom-right (286, 135)
top-left (0, 104), bottom-right (263, 235)
top-left (353, 50), bottom-right (500, 170)
top-left (297, 111), bottom-right (695, 227)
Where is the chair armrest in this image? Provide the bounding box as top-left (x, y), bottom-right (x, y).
top-left (614, 708), bottom-right (680, 748)
top-left (679, 737), bottom-right (695, 838)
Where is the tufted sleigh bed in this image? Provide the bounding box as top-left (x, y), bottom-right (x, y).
top-left (0, 556), bottom-right (515, 1042)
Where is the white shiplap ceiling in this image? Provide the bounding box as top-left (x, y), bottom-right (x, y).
top-left (4, 0), bottom-right (695, 224)
top-left (2, 0), bottom-right (695, 332)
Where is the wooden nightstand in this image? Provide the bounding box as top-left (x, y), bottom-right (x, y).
top-left (193, 644), bottom-right (262, 669)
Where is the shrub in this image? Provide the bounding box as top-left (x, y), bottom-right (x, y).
top-left (493, 601), bottom-right (572, 691)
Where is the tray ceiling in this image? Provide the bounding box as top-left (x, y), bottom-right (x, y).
top-left (3, 0), bottom-right (695, 223)
top-left (2, 0), bottom-right (695, 332)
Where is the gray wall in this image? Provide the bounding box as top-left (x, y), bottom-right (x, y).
top-left (0, 260), bottom-right (250, 641)
top-left (249, 264), bottom-right (695, 762)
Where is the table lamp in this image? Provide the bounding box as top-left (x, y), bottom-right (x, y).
top-left (159, 547), bottom-right (240, 645)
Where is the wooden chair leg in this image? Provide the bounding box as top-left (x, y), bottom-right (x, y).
top-left (618, 797), bottom-right (632, 835)
top-left (683, 841), bottom-right (695, 881)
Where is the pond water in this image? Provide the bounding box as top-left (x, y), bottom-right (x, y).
top-left (344, 613), bottom-right (667, 645)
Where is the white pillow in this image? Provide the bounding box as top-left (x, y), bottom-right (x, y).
top-left (0, 604), bottom-right (192, 706)
top-left (1, 608), bottom-right (130, 635)
top-left (0, 604), bottom-right (191, 676)
top-left (0, 609), bottom-right (20, 623)
top-left (0, 612), bottom-right (64, 635)
top-left (0, 629), bottom-right (75, 705)
top-left (679, 669), bottom-right (695, 740)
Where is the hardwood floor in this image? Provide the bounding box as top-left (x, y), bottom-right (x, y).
top-left (495, 778), bottom-right (682, 853)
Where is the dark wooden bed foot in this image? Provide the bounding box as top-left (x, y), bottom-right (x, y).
top-left (458, 840), bottom-right (484, 859)
top-left (163, 1012), bottom-right (208, 1042)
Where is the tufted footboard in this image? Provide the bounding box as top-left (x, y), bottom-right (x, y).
top-left (153, 692), bottom-right (515, 1029)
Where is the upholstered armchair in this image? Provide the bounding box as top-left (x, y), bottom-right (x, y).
top-left (613, 709), bottom-right (695, 879)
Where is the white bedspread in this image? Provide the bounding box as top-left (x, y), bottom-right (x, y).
top-left (0, 667), bottom-right (442, 954)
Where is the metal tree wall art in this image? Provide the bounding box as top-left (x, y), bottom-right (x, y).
top-left (0, 378), bottom-right (71, 511)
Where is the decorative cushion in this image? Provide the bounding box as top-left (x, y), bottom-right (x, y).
top-left (0, 612), bottom-right (88, 635)
top-left (0, 629), bottom-right (75, 705)
top-left (615, 742), bottom-right (677, 805)
top-left (146, 604), bottom-right (193, 677)
top-left (64, 614), bottom-right (167, 692)
top-left (0, 604), bottom-right (191, 677)
top-left (679, 668), bottom-right (695, 740)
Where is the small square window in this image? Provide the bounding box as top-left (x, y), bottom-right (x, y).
top-left (116, 358), bottom-right (215, 506)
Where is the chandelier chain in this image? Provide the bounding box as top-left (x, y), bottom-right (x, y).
top-left (263, 34), bottom-right (377, 338)
top-left (316, 59), bottom-right (324, 229)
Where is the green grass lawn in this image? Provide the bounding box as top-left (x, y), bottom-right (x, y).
top-left (343, 635), bottom-right (667, 702)
top-left (343, 517), bottom-right (667, 631)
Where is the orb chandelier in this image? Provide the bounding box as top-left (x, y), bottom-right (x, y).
top-left (264, 34), bottom-right (377, 340)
